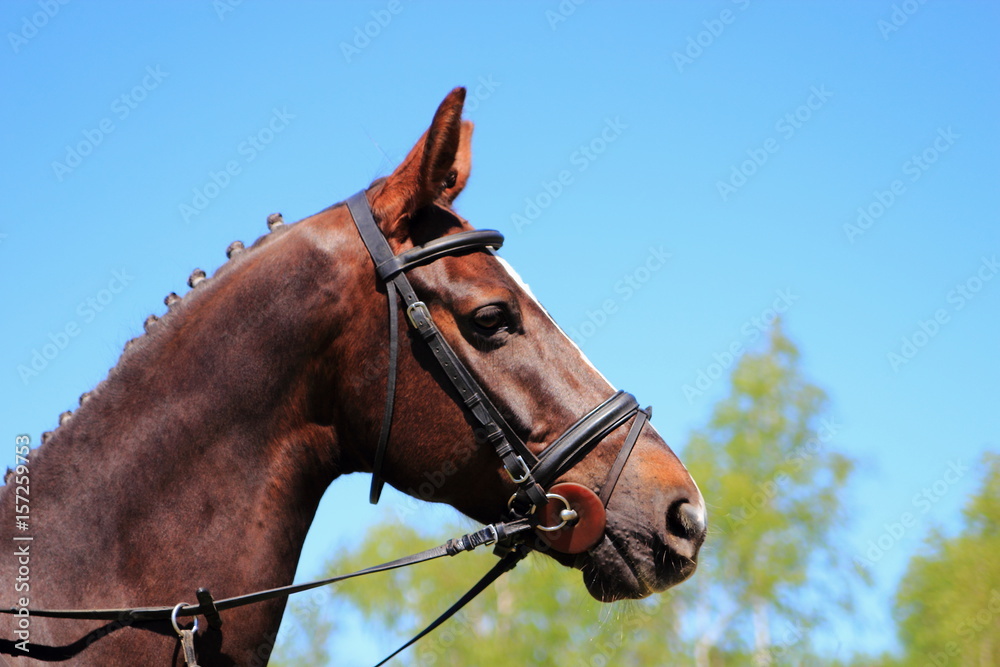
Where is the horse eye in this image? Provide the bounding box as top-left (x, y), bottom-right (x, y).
top-left (472, 305), bottom-right (507, 334)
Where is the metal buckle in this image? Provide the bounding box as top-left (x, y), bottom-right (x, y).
top-left (482, 524), bottom-right (498, 546)
top-left (406, 301), bottom-right (430, 329)
top-left (507, 491), bottom-right (534, 516)
top-left (505, 454), bottom-right (531, 484)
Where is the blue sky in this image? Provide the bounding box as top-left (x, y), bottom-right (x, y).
top-left (2, 1), bottom-right (997, 663)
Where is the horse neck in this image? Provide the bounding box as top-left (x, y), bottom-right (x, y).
top-left (8, 209), bottom-right (364, 610)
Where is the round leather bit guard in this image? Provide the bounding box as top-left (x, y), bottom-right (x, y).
top-left (535, 483), bottom-right (607, 554)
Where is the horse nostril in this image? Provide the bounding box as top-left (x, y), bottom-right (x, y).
top-left (668, 500), bottom-right (707, 542)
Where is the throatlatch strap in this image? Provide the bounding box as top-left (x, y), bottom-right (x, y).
top-left (347, 192), bottom-right (398, 504)
top-left (368, 281), bottom-right (399, 504)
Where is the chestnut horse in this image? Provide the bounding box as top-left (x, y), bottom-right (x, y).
top-left (1, 88), bottom-right (705, 665)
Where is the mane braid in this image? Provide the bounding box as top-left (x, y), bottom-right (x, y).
top-left (31, 211), bottom-right (289, 452)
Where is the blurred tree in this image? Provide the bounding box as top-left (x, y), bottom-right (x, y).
top-left (269, 594), bottom-right (334, 667)
top-left (892, 452), bottom-right (999, 666)
top-left (680, 321), bottom-right (857, 665)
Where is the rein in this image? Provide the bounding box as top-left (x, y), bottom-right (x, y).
top-left (6, 521), bottom-right (532, 625)
top-left (2, 191), bottom-right (652, 665)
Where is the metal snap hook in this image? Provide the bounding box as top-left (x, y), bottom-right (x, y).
top-left (172, 602), bottom-right (201, 666)
top-left (170, 602), bottom-right (198, 636)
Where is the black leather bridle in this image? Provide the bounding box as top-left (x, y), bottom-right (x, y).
top-left (345, 190), bottom-right (651, 520)
top-left (1, 192), bottom-right (654, 666)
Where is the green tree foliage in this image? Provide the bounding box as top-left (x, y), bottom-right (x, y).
top-left (892, 452), bottom-right (1000, 667)
top-left (270, 595), bottom-right (334, 667)
top-left (680, 322), bottom-right (857, 664)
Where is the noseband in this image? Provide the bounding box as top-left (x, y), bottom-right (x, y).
top-left (345, 190), bottom-right (650, 526)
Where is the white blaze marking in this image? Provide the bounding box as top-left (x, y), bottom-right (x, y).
top-left (493, 254), bottom-right (616, 392)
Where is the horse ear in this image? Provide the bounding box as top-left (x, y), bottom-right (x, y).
top-left (442, 120), bottom-right (473, 205)
top-left (372, 87), bottom-right (468, 238)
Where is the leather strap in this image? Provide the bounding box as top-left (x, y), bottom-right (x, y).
top-left (376, 230), bottom-right (505, 280)
top-left (368, 281), bottom-right (399, 504)
top-left (373, 547), bottom-right (528, 667)
top-left (347, 192), bottom-right (398, 504)
top-left (347, 191), bottom-right (396, 270)
top-left (531, 391), bottom-right (639, 488)
top-left (346, 191), bottom-right (547, 510)
top-left (347, 190), bottom-right (653, 517)
top-left (598, 407), bottom-right (650, 506)
top-left (0, 520), bottom-right (533, 625)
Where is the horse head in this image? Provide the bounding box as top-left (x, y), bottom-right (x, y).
top-left (333, 87), bottom-right (706, 601)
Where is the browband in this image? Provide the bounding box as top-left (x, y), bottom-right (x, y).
top-left (376, 230), bottom-right (504, 280)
